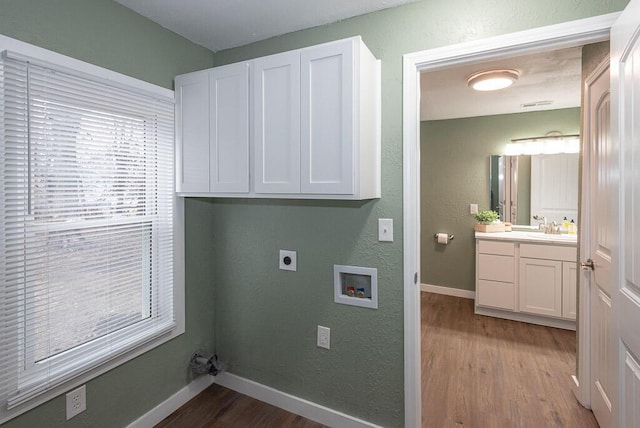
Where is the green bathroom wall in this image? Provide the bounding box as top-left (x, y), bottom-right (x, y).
top-left (209, 1), bottom-right (626, 426)
top-left (0, 1), bottom-right (216, 427)
top-left (421, 109), bottom-right (581, 292)
top-left (0, 0), bottom-right (629, 427)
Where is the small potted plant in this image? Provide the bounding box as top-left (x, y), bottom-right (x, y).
top-left (474, 210), bottom-right (505, 232)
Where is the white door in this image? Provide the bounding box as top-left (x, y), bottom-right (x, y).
top-left (210, 62), bottom-right (250, 193)
top-left (253, 51), bottom-right (301, 194)
top-left (610, 0), bottom-right (640, 425)
top-left (300, 40), bottom-right (354, 194)
top-left (584, 56), bottom-right (613, 428)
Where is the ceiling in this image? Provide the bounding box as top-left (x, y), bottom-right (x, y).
top-left (114, 0), bottom-right (419, 52)
top-left (420, 46), bottom-right (583, 121)
top-left (114, 1), bottom-right (581, 122)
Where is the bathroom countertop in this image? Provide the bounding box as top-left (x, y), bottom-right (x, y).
top-left (475, 230), bottom-right (577, 246)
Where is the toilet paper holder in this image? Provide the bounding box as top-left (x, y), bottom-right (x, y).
top-left (434, 233), bottom-right (454, 242)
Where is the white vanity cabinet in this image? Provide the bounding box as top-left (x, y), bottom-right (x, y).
top-left (476, 240), bottom-right (516, 311)
top-left (562, 262), bottom-right (577, 320)
top-left (176, 36), bottom-right (381, 200)
top-left (519, 257), bottom-right (563, 317)
top-left (519, 243), bottom-right (577, 320)
top-left (475, 232), bottom-right (577, 330)
top-left (175, 62), bottom-right (250, 194)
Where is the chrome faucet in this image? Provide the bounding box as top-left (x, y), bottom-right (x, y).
top-left (533, 215), bottom-right (547, 231)
top-left (547, 221), bottom-right (562, 234)
top-left (533, 215), bottom-right (562, 234)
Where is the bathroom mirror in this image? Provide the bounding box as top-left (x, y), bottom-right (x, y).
top-left (490, 153), bottom-right (579, 225)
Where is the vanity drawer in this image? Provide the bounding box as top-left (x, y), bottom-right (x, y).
top-left (478, 254), bottom-right (514, 283)
top-left (477, 280), bottom-right (515, 311)
top-left (520, 243), bottom-right (576, 261)
top-left (478, 240), bottom-right (515, 256)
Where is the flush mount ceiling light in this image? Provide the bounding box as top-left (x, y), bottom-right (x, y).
top-left (467, 69), bottom-right (520, 91)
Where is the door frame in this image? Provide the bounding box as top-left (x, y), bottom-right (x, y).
top-left (402, 13), bottom-right (619, 426)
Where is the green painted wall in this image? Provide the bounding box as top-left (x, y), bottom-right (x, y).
top-left (0, 0), bottom-right (214, 88)
top-left (420, 109), bottom-right (581, 292)
top-left (0, 1), bottom-right (216, 427)
top-left (0, 0), bottom-right (629, 427)
top-left (209, 1), bottom-right (625, 426)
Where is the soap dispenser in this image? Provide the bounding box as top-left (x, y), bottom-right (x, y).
top-left (569, 219), bottom-right (577, 235)
top-left (563, 217), bottom-right (569, 231)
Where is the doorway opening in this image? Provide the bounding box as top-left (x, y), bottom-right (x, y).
top-left (402, 13), bottom-right (620, 427)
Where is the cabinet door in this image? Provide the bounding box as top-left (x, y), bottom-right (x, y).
top-left (253, 51), bottom-right (300, 193)
top-left (562, 261), bottom-right (577, 320)
top-left (300, 40), bottom-right (354, 194)
top-left (477, 280), bottom-right (516, 311)
top-left (175, 71), bottom-right (209, 193)
top-left (519, 258), bottom-right (563, 317)
top-left (210, 63), bottom-right (250, 193)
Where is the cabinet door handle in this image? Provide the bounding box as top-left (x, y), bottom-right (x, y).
top-left (580, 258), bottom-right (595, 271)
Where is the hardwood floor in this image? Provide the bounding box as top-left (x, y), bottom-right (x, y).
top-left (157, 292), bottom-right (596, 427)
top-left (422, 292), bottom-right (598, 428)
top-left (155, 383), bottom-right (326, 428)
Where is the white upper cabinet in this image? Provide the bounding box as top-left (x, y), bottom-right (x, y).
top-left (253, 51), bottom-right (301, 194)
top-left (175, 63), bottom-right (250, 194)
top-left (300, 40), bottom-right (354, 195)
top-left (210, 62), bottom-right (250, 193)
top-left (175, 70), bottom-right (210, 193)
top-left (175, 36), bottom-right (381, 200)
top-left (302, 38), bottom-right (380, 198)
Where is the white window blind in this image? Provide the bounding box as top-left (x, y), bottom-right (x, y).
top-left (0, 52), bottom-right (175, 411)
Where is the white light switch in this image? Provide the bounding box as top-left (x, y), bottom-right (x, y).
top-left (279, 250), bottom-right (297, 271)
top-left (470, 204), bottom-right (478, 215)
top-left (378, 218), bottom-right (393, 242)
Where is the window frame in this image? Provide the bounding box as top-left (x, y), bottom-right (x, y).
top-left (0, 34), bottom-right (184, 425)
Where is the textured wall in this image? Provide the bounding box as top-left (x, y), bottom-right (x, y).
top-left (0, 0), bottom-right (629, 426)
top-left (421, 109), bottom-right (581, 292)
top-left (582, 41), bottom-right (611, 81)
top-left (0, 1), bottom-right (216, 427)
top-left (209, 1), bottom-right (625, 426)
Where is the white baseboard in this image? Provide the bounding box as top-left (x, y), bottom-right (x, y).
top-left (214, 372), bottom-right (383, 428)
top-left (421, 283), bottom-right (475, 299)
top-left (127, 375), bottom-right (215, 428)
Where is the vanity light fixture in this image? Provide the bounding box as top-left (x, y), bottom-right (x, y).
top-left (505, 133), bottom-right (580, 156)
top-left (467, 69), bottom-right (520, 91)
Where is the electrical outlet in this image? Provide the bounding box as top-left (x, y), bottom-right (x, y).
top-left (470, 204), bottom-right (478, 215)
top-left (279, 250), bottom-right (297, 271)
top-left (317, 325), bottom-right (330, 349)
top-left (66, 385), bottom-right (86, 420)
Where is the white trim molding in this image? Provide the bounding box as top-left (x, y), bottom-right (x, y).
top-left (214, 372), bottom-right (383, 428)
top-left (0, 34), bottom-right (183, 426)
top-left (421, 284), bottom-right (476, 300)
top-left (403, 12), bottom-right (620, 427)
top-left (127, 375), bottom-right (215, 428)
